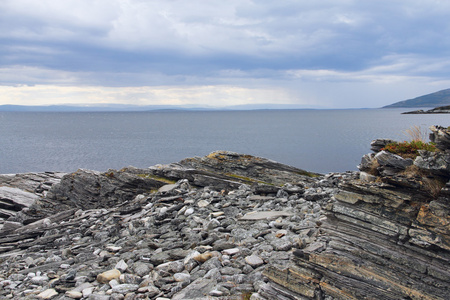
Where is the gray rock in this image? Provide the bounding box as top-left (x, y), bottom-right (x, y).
top-left (429, 125), bottom-right (450, 151)
top-left (111, 283), bottom-right (139, 294)
top-left (173, 273), bottom-right (191, 282)
top-left (375, 151), bottom-right (413, 170)
top-left (172, 278), bottom-right (217, 300)
top-left (414, 150), bottom-right (450, 176)
top-left (239, 211), bottom-right (294, 220)
top-left (132, 262), bottom-right (151, 277)
top-left (0, 186), bottom-right (40, 219)
top-left (245, 255), bottom-right (264, 268)
top-left (358, 153), bottom-right (376, 172)
top-left (370, 139), bottom-right (396, 152)
top-left (115, 260), bottom-right (128, 272)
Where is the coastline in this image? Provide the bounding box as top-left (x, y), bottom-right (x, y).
top-left (0, 127), bottom-right (449, 299)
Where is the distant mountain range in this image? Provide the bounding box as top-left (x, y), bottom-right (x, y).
top-left (0, 104), bottom-right (211, 112)
top-left (383, 88), bottom-right (450, 108)
top-left (0, 103), bottom-right (322, 112)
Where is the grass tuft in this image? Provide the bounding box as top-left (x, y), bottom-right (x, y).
top-left (403, 125), bottom-right (427, 142)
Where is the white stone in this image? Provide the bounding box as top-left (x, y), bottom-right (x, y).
top-left (240, 211), bottom-right (294, 220)
top-left (106, 245), bottom-right (122, 252)
top-left (209, 289), bottom-right (223, 296)
top-left (112, 283), bottom-right (139, 294)
top-left (37, 289), bottom-right (58, 299)
top-left (60, 264), bottom-right (71, 269)
top-left (245, 255), bottom-right (264, 267)
top-left (210, 211), bottom-right (224, 217)
top-left (173, 273), bottom-right (191, 282)
top-left (197, 200), bottom-right (210, 207)
top-left (65, 291), bottom-right (83, 299)
top-left (31, 275), bottom-right (49, 285)
top-left (222, 248), bottom-right (240, 256)
top-left (184, 208), bottom-right (194, 216)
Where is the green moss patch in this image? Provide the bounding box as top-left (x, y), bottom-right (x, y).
top-left (137, 174), bottom-right (177, 184)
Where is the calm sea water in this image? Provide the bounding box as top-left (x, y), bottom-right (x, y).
top-left (0, 109), bottom-right (448, 174)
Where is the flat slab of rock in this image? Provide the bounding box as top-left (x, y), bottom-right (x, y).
top-left (239, 211), bottom-right (294, 220)
top-left (0, 186), bottom-right (40, 209)
top-left (172, 278), bottom-right (217, 300)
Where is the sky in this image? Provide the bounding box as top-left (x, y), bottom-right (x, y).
top-left (1, 0), bottom-right (450, 108)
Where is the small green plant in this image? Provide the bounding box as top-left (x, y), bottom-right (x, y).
top-left (382, 140), bottom-right (436, 159)
top-left (241, 292), bottom-right (253, 300)
top-left (137, 174), bottom-right (177, 184)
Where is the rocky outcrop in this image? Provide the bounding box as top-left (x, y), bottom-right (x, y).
top-left (0, 151), bottom-right (331, 299)
top-left (0, 172), bottom-right (65, 226)
top-left (15, 152), bottom-right (318, 224)
top-left (0, 129), bottom-right (449, 299)
top-left (260, 126), bottom-right (450, 299)
top-left (429, 125), bottom-right (450, 150)
top-left (402, 105), bottom-right (450, 114)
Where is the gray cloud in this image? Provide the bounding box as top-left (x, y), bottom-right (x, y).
top-left (0, 0), bottom-right (449, 107)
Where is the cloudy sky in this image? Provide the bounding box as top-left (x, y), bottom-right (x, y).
top-left (1, 0), bottom-right (450, 108)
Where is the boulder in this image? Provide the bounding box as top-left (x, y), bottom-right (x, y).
top-left (375, 150), bottom-right (413, 170)
top-left (429, 125), bottom-right (450, 151)
top-left (415, 150), bottom-right (450, 177)
top-left (370, 139), bottom-right (396, 152)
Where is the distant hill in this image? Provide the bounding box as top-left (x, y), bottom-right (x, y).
top-left (383, 88), bottom-right (450, 108)
top-left (0, 103), bottom-right (320, 112)
top-left (0, 104), bottom-right (213, 112)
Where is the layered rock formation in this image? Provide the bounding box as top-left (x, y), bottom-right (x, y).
top-left (0, 172), bottom-right (65, 229)
top-left (261, 126), bottom-right (450, 299)
top-left (0, 151), bottom-right (333, 299)
top-left (0, 128), bottom-right (449, 299)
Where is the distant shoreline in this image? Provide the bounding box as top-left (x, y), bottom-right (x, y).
top-left (0, 104), bottom-right (400, 112)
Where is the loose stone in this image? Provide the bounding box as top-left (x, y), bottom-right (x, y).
top-left (37, 288), bottom-right (58, 299)
top-left (245, 255), bottom-right (264, 268)
top-left (97, 269), bottom-right (121, 284)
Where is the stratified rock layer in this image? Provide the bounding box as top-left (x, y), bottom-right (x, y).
top-left (261, 126), bottom-right (450, 300)
top-left (0, 128), bottom-right (449, 299)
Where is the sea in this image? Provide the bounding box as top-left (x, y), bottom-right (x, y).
top-left (0, 109), bottom-right (448, 174)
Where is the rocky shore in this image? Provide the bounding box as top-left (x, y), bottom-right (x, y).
top-left (0, 126), bottom-right (449, 299)
top-left (402, 105), bottom-right (450, 114)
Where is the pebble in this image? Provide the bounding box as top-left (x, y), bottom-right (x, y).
top-left (173, 272), bottom-right (191, 282)
top-left (115, 259), bottom-right (128, 272)
top-left (97, 269), bottom-right (121, 284)
top-left (245, 255), bottom-right (264, 268)
top-left (0, 165), bottom-right (343, 300)
top-left (197, 200), bottom-right (210, 207)
top-left (112, 283), bottom-right (139, 294)
top-left (37, 288), bottom-right (58, 299)
top-left (66, 290), bottom-right (83, 299)
top-left (184, 208), bottom-right (194, 216)
top-left (193, 252), bottom-right (214, 263)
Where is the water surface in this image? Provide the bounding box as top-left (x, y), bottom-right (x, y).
top-left (1, 109), bottom-right (447, 174)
